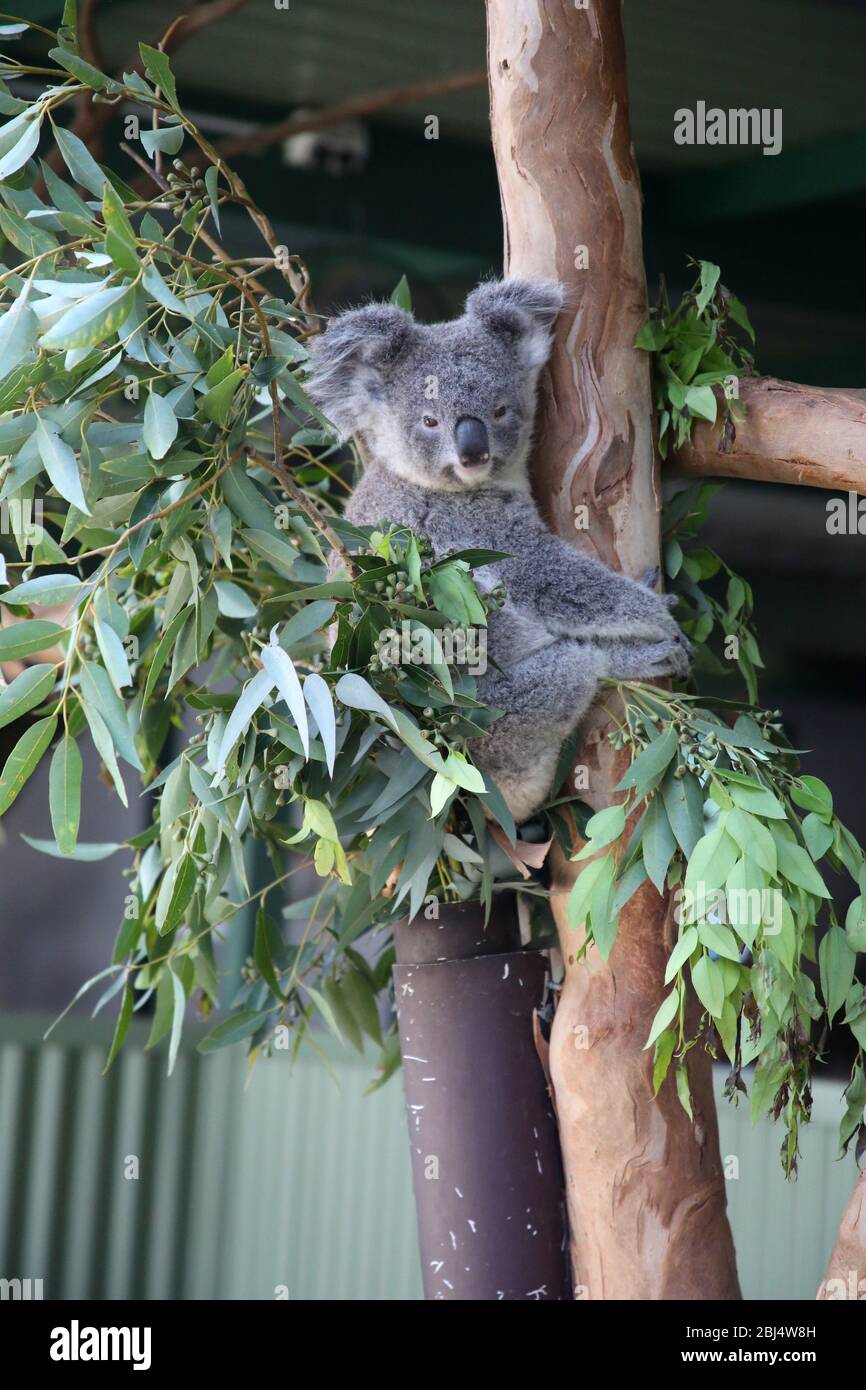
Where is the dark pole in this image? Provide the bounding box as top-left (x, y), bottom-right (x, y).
top-left (393, 899), bottom-right (570, 1300)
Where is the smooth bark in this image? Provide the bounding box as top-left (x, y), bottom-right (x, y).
top-left (485, 0), bottom-right (740, 1298)
top-left (817, 1170), bottom-right (866, 1300)
top-left (673, 377), bottom-right (866, 495)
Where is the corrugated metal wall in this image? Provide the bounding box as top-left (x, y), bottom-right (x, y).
top-left (0, 1015), bottom-right (856, 1300)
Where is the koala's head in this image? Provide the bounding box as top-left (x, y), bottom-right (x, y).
top-left (307, 278), bottom-right (563, 491)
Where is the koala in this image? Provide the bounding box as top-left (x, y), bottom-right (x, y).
top-left (307, 278), bottom-right (689, 824)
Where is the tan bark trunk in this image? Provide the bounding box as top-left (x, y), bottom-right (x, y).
top-left (673, 378), bottom-right (866, 495)
top-left (817, 1170), bottom-right (866, 1300)
top-left (485, 0), bottom-right (740, 1298)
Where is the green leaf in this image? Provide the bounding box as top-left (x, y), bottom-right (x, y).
top-left (155, 852), bottom-right (197, 935)
top-left (260, 643), bottom-right (309, 757)
top-left (0, 620), bottom-right (65, 662)
top-left (102, 180), bottom-right (139, 277)
top-left (776, 838), bottom-right (831, 899)
top-left (641, 793), bottom-right (677, 893)
top-left (695, 261), bottom-right (721, 314)
top-left (21, 834), bottom-right (119, 861)
top-left (145, 970), bottom-right (174, 1051)
top-left (427, 562), bottom-right (486, 627)
top-left (197, 1009), bottom-right (273, 1053)
top-left (49, 733), bottom-right (82, 855)
top-left (0, 111), bottom-right (41, 179)
top-left (214, 580), bottom-right (256, 619)
top-left (0, 662), bottom-right (56, 731)
top-left (582, 802), bottom-right (626, 849)
top-left (254, 908), bottom-right (285, 1001)
top-left (661, 763), bottom-right (704, 857)
top-left (802, 811), bottom-right (834, 862)
top-left (94, 615), bottom-right (132, 693)
top-left (241, 528), bottom-right (297, 578)
top-left (143, 390), bottom-right (178, 460)
top-left (103, 981), bottom-right (133, 1073)
top-left (49, 45), bottom-right (110, 90)
top-left (143, 607), bottom-right (187, 702)
top-left (845, 896), bottom-right (866, 953)
top-left (664, 926), bottom-right (699, 984)
top-left (79, 660), bottom-right (142, 770)
top-left (729, 782), bottom-right (786, 820)
top-left (697, 921), bottom-right (741, 963)
top-left (634, 320), bottom-right (667, 351)
top-left (204, 164), bottom-right (221, 232)
top-left (683, 825), bottom-right (739, 898)
top-left (140, 123), bottom-right (184, 159)
top-left (334, 672), bottom-right (398, 732)
top-left (726, 806), bottom-right (777, 876)
top-left (40, 284), bottom-right (131, 350)
top-left (1, 572), bottom-right (82, 607)
top-left (615, 725), bottom-right (678, 793)
top-left (652, 1027), bottom-right (677, 1093)
top-left (139, 44), bottom-right (179, 108)
top-left (819, 926), bottom-right (856, 1025)
top-left (53, 123), bottom-right (107, 197)
top-left (200, 367), bottom-right (246, 425)
top-left (691, 954), bottom-right (724, 1018)
top-left (790, 776), bottom-right (833, 821)
top-left (644, 989), bottom-right (679, 1049)
top-left (684, 384), bottom-right (717, 423)
top-left (341, 967), bottom-right (383, 1045)
top-left (35, 415), bottom-right (90, 514)
top-left (567, 853), bottom-right (611, 932)
top-left (0, 715), bottom-right (56, 815)
top-left (0, 285), bottom-right (39, 382)
top-left (390, 275), bottom-right (412, 310)
top-left (215, 668), bottom-right (274, 772)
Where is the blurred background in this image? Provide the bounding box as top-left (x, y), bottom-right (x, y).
top-left (1, 0), bottom-right (864, 1299)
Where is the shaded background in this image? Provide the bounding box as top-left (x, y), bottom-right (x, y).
top-left (1, 0), bottom-right (864, 1299)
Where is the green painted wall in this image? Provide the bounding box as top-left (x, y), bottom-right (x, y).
top-left (0, 1015), bottom-right (856, 1300)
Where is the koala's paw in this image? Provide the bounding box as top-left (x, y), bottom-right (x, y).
top-left (638, 565), bottom-right (661, 591)
top-left (640, 633), bottom-right (691, 680)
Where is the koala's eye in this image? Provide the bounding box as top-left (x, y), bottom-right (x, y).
top-left (493, 404), bottom-right (508, 419)
top-left (422, 414), bottom-right (439, 429)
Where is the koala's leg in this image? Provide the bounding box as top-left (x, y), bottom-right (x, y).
top-left (473, 640), bottom-right (604, 824)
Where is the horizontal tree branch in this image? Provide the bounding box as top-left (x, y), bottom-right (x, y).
top-left (672, 377), bottom-right (866, 495)
top-left (212, 68), bottom-right (486, 162)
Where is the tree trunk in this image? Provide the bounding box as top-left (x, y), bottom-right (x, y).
top-left (485, 0), bottom-right (741, 1298)
top-left (817, 1170), bottom-right (866, 1300)
top-left (673, 377), bottom-right (866, 495)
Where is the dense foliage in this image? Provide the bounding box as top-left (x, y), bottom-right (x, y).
top-left (0, 15), bottom-right (534, 1085)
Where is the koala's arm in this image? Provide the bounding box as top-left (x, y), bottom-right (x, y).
top-left (504, 519), bottom-right (681, 644)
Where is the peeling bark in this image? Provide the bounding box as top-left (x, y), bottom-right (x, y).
top-left (817, 1170), bottom-right (866, 1300)
top-left (485, 0), bottom-right (740, 1298)
top-left (673, 377), bottom-right (866, 496)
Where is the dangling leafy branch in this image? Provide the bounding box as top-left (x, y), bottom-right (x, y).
top-left (0, 13), bottom-right (534, 1084)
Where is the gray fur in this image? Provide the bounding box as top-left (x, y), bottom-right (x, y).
top-left (308, 278), bottom-right (689, 823)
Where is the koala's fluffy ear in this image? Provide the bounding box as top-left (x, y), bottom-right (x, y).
top-left (306, 303), bottom-right (414, 439)
top-left (465, 277), bottom-right (563, 369)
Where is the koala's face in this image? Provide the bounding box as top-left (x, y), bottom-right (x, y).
top-left (307, 278), bottom-right (563, 492)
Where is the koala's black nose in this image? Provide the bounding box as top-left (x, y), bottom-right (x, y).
top-left (454, 416), bottom-right (490, 466)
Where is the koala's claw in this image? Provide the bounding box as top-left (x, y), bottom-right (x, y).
top-left (641, 637), bottom-right (691, 680)
top-left (638, 565), bottom-right (661, 590)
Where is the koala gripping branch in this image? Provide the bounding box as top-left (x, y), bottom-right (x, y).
top-left (485, 0), bottom-right (741, 1298)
